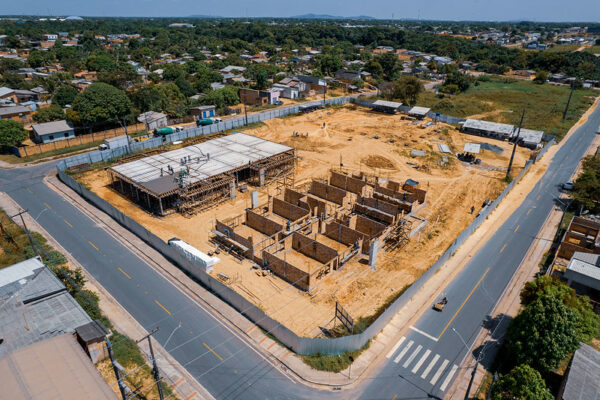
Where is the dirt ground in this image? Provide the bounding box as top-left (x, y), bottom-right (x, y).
top-left (78, 105), bottom-right (532, 337)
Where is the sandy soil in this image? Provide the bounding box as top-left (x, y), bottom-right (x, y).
top-left (78, 105), bottom-right (532, 336)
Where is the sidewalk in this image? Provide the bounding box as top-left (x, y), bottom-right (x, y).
top-left (0, 191), bottom-right (214, 400)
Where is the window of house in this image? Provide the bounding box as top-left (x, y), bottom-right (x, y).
top-left (48, 135), bottom-right (54, 140)
top-left (64, 132), bottom-right (69, 137)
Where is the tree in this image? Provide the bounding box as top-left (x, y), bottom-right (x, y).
top-left (0, 72), bottom-right (27, 89)
top-left (505, 296), bottom-right (580, 373)
top-left (351, 78), bottom-right (365, 89)
top-left (52, 86), bottom-right (78, 107)
top-left (375, 52), bottom-right (399, 80)
top-left (0, 120), bottom-right (29, 147)
top-left (490, 365), bottom-right (553, 400)
top-left (533, 71), bottom-right (548, 84)
top-left (32, 105), bottom-right (66, 123)
top-left (28, 50), bottom-right (55, 68)
top-left (315, 54), bottom-right (342, 76)
top-left (394, 76), bottom-right (423, 105)
top-left (521, 275), bottom-right (600, 343)
top-left (72, 82), bottom-right (132, 126)
top-left (573, 156), bottom-right (600, 211)
top-left (131, 83), bottom-right (188, 117)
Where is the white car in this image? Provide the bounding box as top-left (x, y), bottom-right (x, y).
top-left (562, 181), bottom-right (574, 190)
top-left (212, 118), bottom-right (223, 123)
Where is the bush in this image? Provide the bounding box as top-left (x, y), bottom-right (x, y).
top-left (491, 364), bottom-right (553, 400)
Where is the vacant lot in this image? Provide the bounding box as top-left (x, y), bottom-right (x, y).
top-left (77, 105), bottom-right (532, 336)
top-left (419, 77), bottom-right (597, 139)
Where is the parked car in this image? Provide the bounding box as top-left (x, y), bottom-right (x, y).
top-left (562, 181), bottom-right (574, 190)
top-left (211, 118), bottom-right (223, 123)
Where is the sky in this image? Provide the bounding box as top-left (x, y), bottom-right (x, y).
top-left (3, 0), bottom-right (600, 22)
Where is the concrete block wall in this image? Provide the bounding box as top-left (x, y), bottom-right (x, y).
top-left (306, 195), bottom-right (327, 217)
top-left (329, 171), bottom-right (367, 195)
top-left (245, 210), bottom-right (283, 237)
top-left (263, 251), bottom-right (310, 291)
top-left (292, 232), bottom-right (339, 267)
top-left (570, 217), bottom-right (600, 237)
top-left (215, 220), bottom-right (254, 252)
top-left (354, 203), bottom-right (395, 225)
top-left (353, 214), bottom-right (387, 237)
top-left (309, 180), bottom-right (350, 206)
top-left (374, 184), bottom-right (418, 204)
top-left (360, 196), bottom-right (400, 216)
top-left (372, 191), bottom-right (413, 213)
top-left (557, 240), bottom-right (600, 260)
top-left (324, 221), bottom-right (367, 252)
top-left (272, 197), bottom-right (310, 222)
top-left (402, 184), bottom-right (427, 203)
top-left (284, 188), bottom-right (307, 205)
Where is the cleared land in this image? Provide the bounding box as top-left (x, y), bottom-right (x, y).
top-left (77, 105), bottom-right (531, 336)
top-left (418, 77), bottom-right (597, 139)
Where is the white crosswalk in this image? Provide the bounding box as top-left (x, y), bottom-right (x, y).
top-left (386, 336), bottom-right (458, 392)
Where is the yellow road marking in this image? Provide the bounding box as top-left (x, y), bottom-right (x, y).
top-left (64, 219), bottom-right (73, 228)
top-left (43, 202), bottom-right (51, 209)
top-left (500, 244), bottom-right (507, 253)
top-left (118, 267), bottom-right (131, 279)
top-left (88, 241), bottom-right (99, 251)
top-left (536, 195), bottom-right (541, 201)
top-left (203, 342), bottom-right (223, 361)
top-left (514, 225), bottom-right (520, 233)
top-left (392, 396), bottom-right (398, 400)
top-left (26, 188), bottom-right (33, 194)
top-left (527, 209), bottom-right (532, 215)
top-left (438, 268), bottom-right (490, 340)
top-left (155, 300), bottom-right (171, 315)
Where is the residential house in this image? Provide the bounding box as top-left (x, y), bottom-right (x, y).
top-left (0, 105), bottom-right (32, 125)
top-left (278, 77), bottom-right (307, 96)
top-left (0, 87), bottom-right (17, 103)
top-left (557, 343), bottom-right (600, 400)
top-left (31, 120), bottom-right (75, 143)
top-left (239, 88), bottom-right (278, 106)
top-left (557, 216), bottom-right (600, 260)
top-left (273, 83), bottom-right (300, 99)
top-left (562, 252), bottom-right (600, 298)
top-left (295, 75), bottom-right (327, 94)
top-left (137, 111), bottom-right (168, 130)
top-left (373, 46), bottom-right (394, 54)
top-left (13, 89), bottom-right (38, 103)
top-left (190, 105), bottom-right (217, 119)
top-left (74, 70), bottom-right (97, 81)
top-left (335, 69), bottom-right (362, 84)
top-left (220, 65), bottom-right (246, 74)
top-left (42, 34), bottom-right (58, 41)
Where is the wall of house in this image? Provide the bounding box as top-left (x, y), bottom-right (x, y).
top-left (263, 251), bottom-right (310, 291)
top-left (324, 221), bottom-right (366, 250)
top-left (309, 180), bottom-right (349, 206)
top-left (372, 191), bottom-right (413, 213)
top-left (374, 184), bottom-right (418, 204)
top-left (272, 197), bottom-right (310, 221)
top-left (215, 220), bottom-right (253, 250)
top-left (359, 196), bottom-right (399, 216)
top-left (284, 188), bottom-right (307, 205)
top-left (354, 203), bottom-right (395, 225)
top-left (37, 129), bottom-right (76, 144)
top-left (245, 210), bottom-right (283, 237)
top-left (329, 171), bottom-right (367, 195)
top-left (353, 214), bottom-right (387, 237)
top-left (291, 232), bottom-right (339, 267)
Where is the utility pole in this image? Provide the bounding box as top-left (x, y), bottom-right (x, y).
top-left (106, 337), bottom-right (129, 400)
top-left (243, 102), bottom-right (248, 126)
top-left (11, 209), bottom-right (40, 257)
top-left (562, 81), bottom-right (575, 121)
top-left (506, 109), bottom-right (525, 179)
top-left (137, 328), bottom-right (164, 400)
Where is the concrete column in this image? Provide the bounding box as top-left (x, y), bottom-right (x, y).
top-left (230, 181), bottom-right (236, 199)
top-left (159, 197), bottom-right (164, 215)
top-left (259, 168), bottom-right (266, 186)
top-left (368, 238), bottom-right (379, 271)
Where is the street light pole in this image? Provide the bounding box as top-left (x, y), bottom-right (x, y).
top-left (452, 327), bottom-right (477, 400)
top-left (506, 109), bottom-right (525, 180)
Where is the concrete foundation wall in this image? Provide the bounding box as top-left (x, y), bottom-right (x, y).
top-left (329, 171), bottom-right (367, 195)
top-left (292, 232), bottom-right (339, 267)
top-left (263, 251), bottom-right (310, 291)
top-left (272, 197), bottom-right (310, 221)
top-left (246, 210), bottom-right (283, 237)
top-left (309, 181), bottom-right (350, 206)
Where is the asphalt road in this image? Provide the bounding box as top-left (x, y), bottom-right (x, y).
top-left (1, 104), bottom-right (598, 399)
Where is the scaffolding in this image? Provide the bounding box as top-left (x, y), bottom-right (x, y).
top-left (383, 218), bottom-right (413, 251)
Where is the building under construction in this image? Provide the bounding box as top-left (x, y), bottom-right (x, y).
top-left (108, 133), bottom-right (295, 216)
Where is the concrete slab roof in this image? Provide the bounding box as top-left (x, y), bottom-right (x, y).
top-left (463, 118), bottom-right (514, 135)
top-left (562, 343), bottom-right (600, 400)
top-left (408, 106), bottom-right (430, 116)
top-left (110, 133), bottom-right (293, 196)
top-left (372, 100), bottom-right (402, 109)
top-left (464, 143), bottom-right (481, 154)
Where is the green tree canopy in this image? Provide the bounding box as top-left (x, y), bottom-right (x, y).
top-left (520, 275), bottom-right (600, 343)
top-left (131, 83), bottom-right (188, 117)
top-left (32, 104), bottom-right (66, 123)
top-left (573, 156), bottom-right (600, 210)
top-left (72, 82), bottom-right (132, 126)
top-left (52, 86), bottom-right (78, 107)
top-left (490, 364), bottom-right (553, 400)
top-left (505, 295), bottom-right (580, 373)
top-left (394, 76), bottom-right (424, 106)
top-left (0, 120), bottom-right (29, 147)
top-left (533, 70), bottom-right (549, 84)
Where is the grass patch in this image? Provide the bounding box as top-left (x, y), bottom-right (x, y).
top-left (301, 340), bottom-right (371, 372)
top-left (11, 140), bottom-right (106, 163)
top-left (418, 76), bottom-right (596, 140)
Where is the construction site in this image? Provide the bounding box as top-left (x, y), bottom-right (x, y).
top-left (75, 104), bottom-right (533, 336)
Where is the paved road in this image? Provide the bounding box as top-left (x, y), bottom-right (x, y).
top-left (1, 103), bottom-right (598, 399)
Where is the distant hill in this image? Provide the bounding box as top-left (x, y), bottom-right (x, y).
top-left (290, 13), bottom-right (376, 20)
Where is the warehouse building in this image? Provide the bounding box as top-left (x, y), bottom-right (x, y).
top-left (371, 100), bottom-right (402, 114)
top-left (108, 133), bottom-right (295, 216)
top-left (461, 118), bottom-right (544, 148)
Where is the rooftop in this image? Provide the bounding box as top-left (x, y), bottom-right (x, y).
top-left (109, 133), bottom-right (293, 197)
top-left (408, 106), bottom-right (431, 116)
top-left (372, 100), bottom-right (403, 109)
top-left (0, 105), bottom-right (31, 116)
top-left (31, 120), bottom-right (73, 136)
top-left (562, 343), bottom-right (600, 400)
top-left (0, 334), bottom-right (116, 400)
